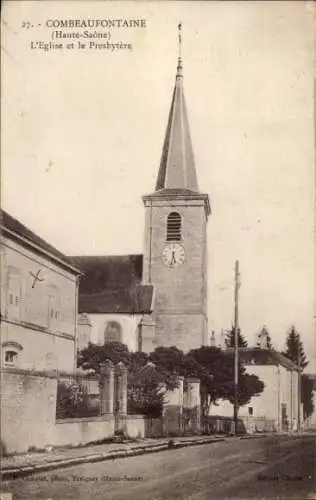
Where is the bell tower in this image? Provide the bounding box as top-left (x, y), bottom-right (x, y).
top-left (142, 25), bottom-right (211, 352)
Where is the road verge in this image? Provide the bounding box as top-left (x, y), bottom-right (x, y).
top-left (1, 436), bottom-right (226, 480)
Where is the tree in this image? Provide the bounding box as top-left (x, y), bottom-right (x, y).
top-left (128, 363), bottom-right (166, 417)
top-left (224, 327), bottom-right (248, 348)
top-left (149, 346), bottom-right (214, 417)
top-left (149, 346), bottom-right (185, 376)
top-left (78, 342), bottom-right (265, 420)
top-left (255, 326), bottom-right (273, 349)
top-left (282, 327), bottom-right (313, 423)
top-left (78, 342), bottom-right (178, 418)
top-left (128, 349), bottom-right (180, 417)
top-left (149, 346), bottom-right (208, 381)
top-left (188, 346), bottom-right (230, 416)
top-left (188, 346), bottom-right (264, 416)
top-left (301, 374), bottom-right (315, 420)
top-left (77, 341), bottom-right (130, 373)
top-left (228, 371), bottom-right (264, 408)
top-left (282, 326), bottom-right (308, 369)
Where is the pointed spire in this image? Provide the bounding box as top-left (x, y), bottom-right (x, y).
top-left (155, 24), bottom-right (198, 192)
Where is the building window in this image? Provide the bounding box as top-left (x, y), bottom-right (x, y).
top-left (248, 406), bottom-right (253, 416)
top-left (2, 341), bottom-right (23, 366)
top-left (48, 285), bottom-right (61, 329)
top-left (104, 321), bottom-right (122, 344)
top-left (5, 350), bottom-right (17, 365)
top-left (6, 267), bottom-right (22, 320)
top-left (166, 212), bottom-right (182, 241)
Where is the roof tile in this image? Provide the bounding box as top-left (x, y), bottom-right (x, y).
top-left (1, 209), bottom-right (79, 273)
top-left (70, 255), bottom-right (154, 314)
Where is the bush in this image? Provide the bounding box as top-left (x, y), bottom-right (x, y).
top-left (127, 396), bottom-right (163, 418)
top-left (56, 382), bottom-right (100, 419)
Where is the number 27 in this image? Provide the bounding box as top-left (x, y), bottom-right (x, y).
top-left (22, 21), bottom-right (32, 29)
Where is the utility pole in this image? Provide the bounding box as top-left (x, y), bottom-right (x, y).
top-left (233, 260), bottom-right (241, 435)
top-left (297, 341), bottom-right (301, 432)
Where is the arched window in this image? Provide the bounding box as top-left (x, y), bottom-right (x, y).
top-left (166, 212), bottom-right (182, 241)
top-left (104, 321), bottom-right (122, 344)
top-left (6, 266), bottom-right (22, 320)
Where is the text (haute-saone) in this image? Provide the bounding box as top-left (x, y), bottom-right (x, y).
top-left (22, 18), bottom-right (147, 53)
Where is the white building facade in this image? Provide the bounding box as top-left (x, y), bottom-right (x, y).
top-left (1, 210), bottom-right (80, 372)
top-left (208, 348), bottom-right (300, 432)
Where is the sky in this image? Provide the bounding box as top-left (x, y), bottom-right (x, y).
top-left (2, 1), bottom-right (315, 369)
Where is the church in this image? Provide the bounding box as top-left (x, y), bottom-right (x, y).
top-left (73, 44), bottom-right (211, 355)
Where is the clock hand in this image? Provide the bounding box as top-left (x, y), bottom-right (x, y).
top-left (170, 251), bottom-right (176, 264)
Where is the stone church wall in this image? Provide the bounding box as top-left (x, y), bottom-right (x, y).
top-left (155, 314), bottom-right (206, 352)
top-left (143, 200), bottom-right (208, 351)
top-left (81, 313), bottom-right (141, 352)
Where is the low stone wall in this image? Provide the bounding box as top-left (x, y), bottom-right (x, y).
top-left (145, 418), bottom-right (163, 438)
top-left (1, 367), bottom-right (58, 453)
top-left (54, 416), bottom-right (115, 447)
top-left (202, 415), bottom-right (276, 434)
top-left (125, 415), bottom-right (146, 438)
top-left (240, 416), bottom-right (276, 433)
top-left (2, 365), bottom-right (200, 454)
top-left (202, 416), bottom-right (235, 434)
top-left (1, 367), bottom-right (117, 453)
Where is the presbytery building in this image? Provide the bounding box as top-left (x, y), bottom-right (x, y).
top-left (0, 210), bottom-right (80, 372)
top-left (73, 51), bottom-right (211, 354)
top-left (209, 330), bottom-right (301, 433)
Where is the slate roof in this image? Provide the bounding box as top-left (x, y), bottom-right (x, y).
top-left (143, 58), bottom-right (210, 215)
top-left (70, 255), bottom-right (154, 314)
top-left (226, 347), bottom-right (299, 370)
top-left (1, 209), bottom-right (80, 273)
top-left (155, 58), bottom-right (198, 192)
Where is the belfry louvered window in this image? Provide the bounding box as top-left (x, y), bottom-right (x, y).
top-left (166, 212), bottom-right (182, 241)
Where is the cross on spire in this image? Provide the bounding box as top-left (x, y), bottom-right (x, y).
top-left (178, 23), bottom-right (182, 59)
top-left (177, 23), bottom-right (183, 78)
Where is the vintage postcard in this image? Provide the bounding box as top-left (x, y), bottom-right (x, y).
top-left (1, 1), bottom-right (315, 499)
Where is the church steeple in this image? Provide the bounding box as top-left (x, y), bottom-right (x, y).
top-left (141, 25), bottom-right (210, 352)
top-left (155, 24), bottom-right (198, 192)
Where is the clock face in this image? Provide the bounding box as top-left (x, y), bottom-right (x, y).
top-left (162, 243), bottom-right (185, 268)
